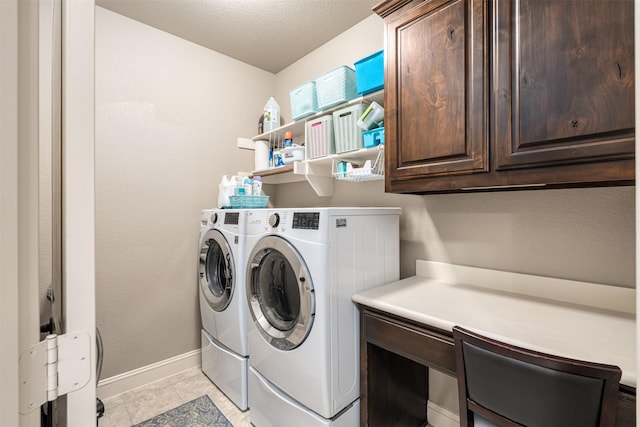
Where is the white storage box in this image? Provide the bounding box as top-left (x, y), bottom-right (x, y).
top-left (280, 145), bottom-right (304, 164)
top-left (305, 115), bottom-right (334, 159)
top-left (356, 101), bottom-right (384, 131)
top-left (333, 104), bottom-right (367, 153)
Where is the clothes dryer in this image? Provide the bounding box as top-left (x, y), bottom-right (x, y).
top-left (198, 208), bottom-right (249, 410)
top-left (244, 207), bottom-right (401, 427)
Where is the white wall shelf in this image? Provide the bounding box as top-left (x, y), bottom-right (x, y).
top-left (252, 145), bottom-right (384, 196)
top-left (245, 90), bottom-right (385, 196)
top-left (249, 90), bottom-right (384, 143)
top-left (251, 164), bottom-right (305, 184)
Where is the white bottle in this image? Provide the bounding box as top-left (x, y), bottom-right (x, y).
top-left (218, 175), bottom-right (231, 208)
top-left (263, 96), bottom-right (280, 133)
top-left (224, 175), bottom-right (238, 202)
top-left (252, 176), bottom-right (262, 195)
top-left (243, 177), bottom-right (253, 195)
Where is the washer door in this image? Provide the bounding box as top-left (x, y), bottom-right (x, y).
top-left (246, 235), bottom-right (315, 350)
top-left (199, 229), bottom-right (234, 312)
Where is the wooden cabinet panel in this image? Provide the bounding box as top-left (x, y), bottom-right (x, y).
top-left (494, 0), bottom-right (635, 170)
top-left (361, 342), bottom-right (427, 426)
top-left (376, 0), bottom-right (634, 193)
top-left (363, 309), bottom-right (456, 374)
top-left (384, 0), bottom-right (487, 186)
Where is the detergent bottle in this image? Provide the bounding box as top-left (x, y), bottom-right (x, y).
top-left (218, 175), bottom-right (232, 208)
top-left (263, 97), bottom-right (280, 133)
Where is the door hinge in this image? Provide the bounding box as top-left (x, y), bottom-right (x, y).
top-left (18, 331), bottom-right (91, 414)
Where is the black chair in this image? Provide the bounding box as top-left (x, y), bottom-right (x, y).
top-left (452, 326), bottom-right (622, 427)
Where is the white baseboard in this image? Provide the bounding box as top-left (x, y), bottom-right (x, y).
top-left (427, 401), bottom-right (459, 427)
top-left (97, 349), bottom-right (201, 400)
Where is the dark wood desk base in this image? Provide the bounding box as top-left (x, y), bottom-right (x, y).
top-left (359, 306), bottom-right (636, 427)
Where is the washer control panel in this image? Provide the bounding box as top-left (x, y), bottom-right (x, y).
top-left (224, 212), bottom-right (239, 225)
top-left (292, 212), bottom-right (320, 230)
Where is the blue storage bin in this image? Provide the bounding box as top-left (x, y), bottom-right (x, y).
top-left (354, 50), bottom-right (384, 95)
top-left (363, 127), bottom-right (384, 148)
top-left (289, 81), bottom-right (319, 121)
top-left (315, 66), bottom-right (358, 110)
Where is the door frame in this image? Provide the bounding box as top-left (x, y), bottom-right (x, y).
top-left (1, 0), bottom-right (27, 425)
top-left (0, 0), bottom-right (96, 425)
top-left (635, 0), bottom-right (640, 423)
top-left (62, 1), bottom-right (96, 425)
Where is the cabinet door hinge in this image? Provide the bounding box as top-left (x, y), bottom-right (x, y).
top-left (18, 331), bottom-right (91, 414)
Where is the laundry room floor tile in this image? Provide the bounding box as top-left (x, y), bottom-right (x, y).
top-left (99, 367), bottom-right (250, 427)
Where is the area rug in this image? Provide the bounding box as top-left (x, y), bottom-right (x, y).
top-left (133, 395), bottom-right (232, 427)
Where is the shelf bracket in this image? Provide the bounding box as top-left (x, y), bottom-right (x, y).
top-left (236, 137), bottom-right (254, 150)
top-left (293, 161), bottom-right (333, 196)
top-left (306, 175), bottom-right (333, 196)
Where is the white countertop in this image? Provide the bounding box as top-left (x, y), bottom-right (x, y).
top-left (352, 261), bottom-right (637, 388)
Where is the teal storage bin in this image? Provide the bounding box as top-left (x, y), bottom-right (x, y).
top-left (354, 50), bottom-right (384, 95)
top-left (315, 66), bottom-right (358, 110)
top-left (363, 127), bottom-right (384, 148)
top-left (290, 81), bottom-right (319, 121)
top-left (229, 195), bottom-right (269, 209)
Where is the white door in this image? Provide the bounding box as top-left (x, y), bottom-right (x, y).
top-left (0, 1), bottom-right (96, 425)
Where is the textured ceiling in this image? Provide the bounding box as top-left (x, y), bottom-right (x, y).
top-left (95, 0), bottom-right (380, 73)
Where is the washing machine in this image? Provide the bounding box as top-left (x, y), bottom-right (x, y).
top-left (198, 208), bottom-right (249, 410)
top-left (244, 207), bottom-right (401, 427)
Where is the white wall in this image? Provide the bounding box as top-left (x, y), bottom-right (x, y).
top-left (95, 7), bottom-right (275, 379)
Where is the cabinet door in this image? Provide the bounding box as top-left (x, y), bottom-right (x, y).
top-left (383, 0), bottom-right (487, 191)
top-left (493, 0), bottom-right (635, 171)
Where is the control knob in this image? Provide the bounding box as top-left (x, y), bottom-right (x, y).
top-left (268, 213), bottom-right (280, 228)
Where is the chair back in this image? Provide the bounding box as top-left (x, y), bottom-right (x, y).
top-left (453, 326), bottom-right (621, 427)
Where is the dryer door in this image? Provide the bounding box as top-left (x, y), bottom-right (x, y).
top-left (246, 235), bottom-right (315, 350)
top-left (199, 229), bottom-right (234, 312)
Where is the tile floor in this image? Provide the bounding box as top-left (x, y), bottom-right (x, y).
top-left (98, 367), bottom-right (251, 427)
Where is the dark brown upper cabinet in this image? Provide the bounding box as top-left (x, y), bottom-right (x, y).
top-left (493, 0), bottom-right (635, 170)
top-left (375, 0), bottom-right (635, 194)
top-left (378, 0), bottom-right (489, 191)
